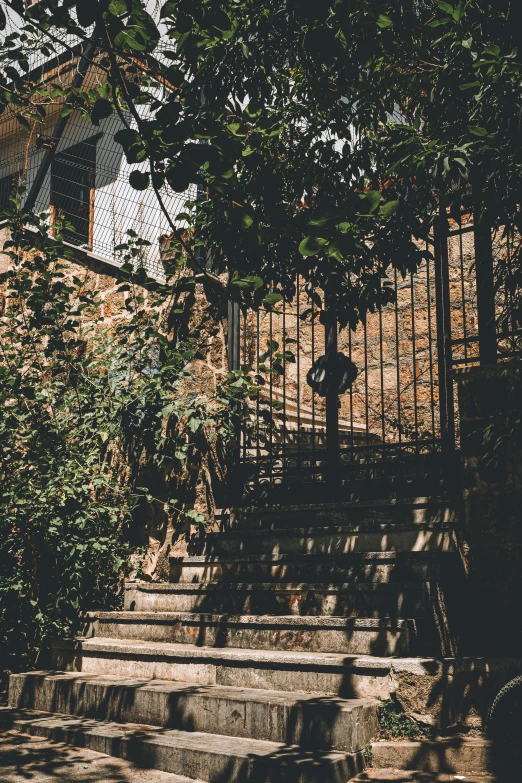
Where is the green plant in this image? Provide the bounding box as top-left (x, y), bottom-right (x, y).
top-left (363, 743), bottom-right (374, 768)
top-left (377, 698), bottom-right (433, 741)
top-left (0, 203), bottom-right (250, 676)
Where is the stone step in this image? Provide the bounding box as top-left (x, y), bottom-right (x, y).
top-left (11, 710), bottom-right (365, 782)
top-left (170, 552), bottom-right (445, 584)
top-left (9, 671), bottom-right (379, 752)
top-left (51, 637), bottom-right (427, 699)
top-left (87, 611), bottom-right (421, 656)
top-left (371, 738), bottom-right (494, 775)
top-left (124, 580), bottom-right (434, 617)
top-left (0, 713), bottom-right (197, 783)
top-left (228, 498), bottom-right (459, 531)
top-left (203, 526), bottom-right (456, 556)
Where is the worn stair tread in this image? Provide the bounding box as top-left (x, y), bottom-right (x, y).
top-left (10, 672), bottom-right (380, 753)
top-left (12, 709), bottom-right (355, 761)
top-left (126, 581), bottom-right (433, 593)
top-left (208, 523), bottom-right (455, 538)
top-left (11, 670), bottom-right (377, 709)
top-left (226, 496), bottom-right (456, 515)
top-left (53, 636), bottom-right (436, 670)
top-left (91, 611), bottom-right (413, 629)
top-left (171, 551), bottom-right (446, 563)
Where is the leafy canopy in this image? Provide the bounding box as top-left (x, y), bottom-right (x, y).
top-left (2, 1), bottom-right (522, 324)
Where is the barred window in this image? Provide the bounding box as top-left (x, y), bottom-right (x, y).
top-left (0, 172), bottom-right (15, 213)
top-left (50, 135), bottom-right (100, 247)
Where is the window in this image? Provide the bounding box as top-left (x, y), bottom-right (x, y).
top-left (50, 135), bottom-right (100, 247)
top-left (0, 172), bottom-right (15, 212)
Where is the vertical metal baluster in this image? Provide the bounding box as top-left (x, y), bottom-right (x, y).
top-left (506, 223), bottom-right (516, 355)
top-left (227, 299), bottom-right (241, 501)
top-left (348, 322), bottom-right (354, 486)
top-left (296, 275), bottom-right (302, 484)
top-left (426, 250), bottom-right (437, 438)
top-left (311, 278), bottom-right (316, 483)
top-left (242, 310), bottom-right (247, 463)
top-left (458, 226), bottom-right (469, 364)
top-left (394, 268), bottom-right (402, 451)
top-left (256, 309), bottom-right (260, 492)
top-left (269, 299), bottom-right (274, 491)
top-left (434, 207), bottom-right (457, 484)
top-left (473, 184), bottom-right (497, 365)
top-left (325, 289), bottom-right (340, 493)
top-left (410, 272), bottom-right (419, 440)
top-left (282, 295), bottom-right (287, 488)
top-left (363, 319), bottom-right (369, 448)
top-left (379, 281), bottom-right (386, 461)
top-left (410, 271), bottom-right (419, 481)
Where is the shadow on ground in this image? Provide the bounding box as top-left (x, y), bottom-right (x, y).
top-left (0, 729), bottom-right (180, 783)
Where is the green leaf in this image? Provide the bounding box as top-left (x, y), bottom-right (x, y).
top-left (483, 45), bottom-right (500, 57)
top-left (468, 126), bottom-right (488, 137)
top-left (459, 81), bottom-right (479, 91)
top-left (242, 212), bottom-right (254, 228)
top-left (108, 0), bottom-right (128, 16)
top-left (91, 98), bottom-right (113, 126)
top-left (262, 292), bottom-right (283, 308)
top-left (428, 18), bottom-right (450, 27)
top-left (129, 170), bottom-right (150, 190)
top-left (376, 14), bottom-right (392, 28)
top-left (307, 216), bottom-right (330, 228)
top-left (379, 200), bottom-right (399, 219)
top-left (230, 275), bottom-right (264, 291)
top-left (437, 1), bottom-right (454, 13)
top-left (337, 221), bottom-right (352, 233)
top-left (16, 115), bottom-right (31, 131)
top-left (358, 190), bottom-right (381, 214)
top-left (298, 236), bottom-right (328, 257)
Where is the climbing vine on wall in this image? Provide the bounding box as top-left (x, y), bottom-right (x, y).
top-left (0, 203), bottom-right (252, 676)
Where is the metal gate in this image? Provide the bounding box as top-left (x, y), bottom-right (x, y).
top-left (229, 208), bottom-right (521, 501)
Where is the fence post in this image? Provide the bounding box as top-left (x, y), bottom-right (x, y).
top-left (226, 299), bottom-right (242, 500)
top-left (473, 187), bottom-right (497, 365)
top-left (434, 208), bottom-right (457, 484)
top-left (324, 292), bottom-right (341, 493)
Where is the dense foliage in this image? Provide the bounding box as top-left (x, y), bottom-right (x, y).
top-left (2, 0), bottom-right (522, 673)
top-left (0, 204), bottom-right (247, 674)
top-left (2, 1), bottom-right (522, 324)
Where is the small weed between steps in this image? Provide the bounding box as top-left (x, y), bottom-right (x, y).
top-left (363, 743), bottom-right (374, 767)
top-left (378, 697), bottom-right (434, 741)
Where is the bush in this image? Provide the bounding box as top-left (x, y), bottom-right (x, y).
top-left (0, 209), bottom-right (248, 676)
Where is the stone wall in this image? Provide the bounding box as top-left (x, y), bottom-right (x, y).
top-left (0, 228), bottom-right (230, 578)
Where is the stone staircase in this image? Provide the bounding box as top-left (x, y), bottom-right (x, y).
top-left (8, 496), bottom-right (462, 782)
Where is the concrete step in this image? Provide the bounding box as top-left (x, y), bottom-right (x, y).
top-left (51, 636), bottom-right (428, 699)
top-left (87, 611), bottom-right (421, 656)
top-left (170, 552), bottom-right (445, 584)
top-left (11, 710), bottom-right (365, 782)
top-left (9, 672), bottom-right (379, 752)
top-left (50, 639), bottom-right (522, 733)
top-left (124, 580), bottom-right (434, 617)
top-left (228, 498), bottom-right (459, 532)
top-left (203, 526), bottom-right (456, 556)
top-left (371, 737), bottom-right (494, 775)
top-left (0, 717), bottom-right (197, 783)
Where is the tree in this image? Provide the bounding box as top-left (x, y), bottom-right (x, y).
top-left (3, 1), bottom-right (522, 324)
top-left (2, 0), bottom-right (522, 671)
